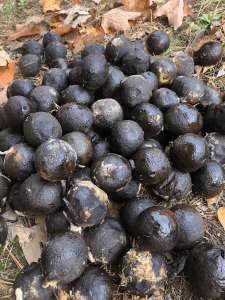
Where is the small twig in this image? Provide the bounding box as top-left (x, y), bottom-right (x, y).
top-left (0, 277), bottom-right (14, 282)
top-left (6, 247), bottom-right (23, 270)
top-left (27, 218), bottom-right (32, 228)
top-left (0, 279), bottom-right (13, 285)
top-left (22, 216), bottom-right (28, 227)
top-left (52, 287), bottom-right (60, 300)
top-left (5, 245), bottom-right (14, 269)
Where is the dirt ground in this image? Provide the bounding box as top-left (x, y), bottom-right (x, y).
top-left (0, 0), bottom-right (225, 299)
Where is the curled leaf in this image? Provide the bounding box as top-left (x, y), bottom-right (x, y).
top-left (217, 207), bottom-right (225, 230)
top-left (154, 0), bottom-right (184, 30)
top-left (0, 49), bottom-right (16, 86)
top-left (101, 7), bottom-right (141, 33)
top-left (0, 84), bottom-right (9, 105)
top-left (6, 16), bottom-right (46, 41)
top-left (42, 0), bottom-right (61, 13)
top-left (122, 0), bottom-right (157, 17)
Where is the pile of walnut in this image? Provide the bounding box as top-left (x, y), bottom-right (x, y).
top-left (0, 30), bottom-right (225, 299)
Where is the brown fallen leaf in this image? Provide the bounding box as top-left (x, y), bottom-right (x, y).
top-left (122, 0), bottom-right (149, 11)
top-left (0, 48), bottom-right (11, 64)
top-left (184, 29), bottom-right (205, 57)
top-left (51, 4), bottom-right (90, 27)
top-left (72, 37), bottom-right (84, 54)
top-left (46, 21), bottom-right (75, 35)
top-left (101, 7), bottom-right (141, 33)
top-left (81, 25), bottom-right (105, 43)
top-left (154, 0), bottom-right (184, 30)
top-left (183, 2), bottom-right (193, 16)
top-left (35, 215), bottom-right (46, 229)
top-left (7, 26), bottom-right (41, 42)
top-left (0, 85), bottom-right (8, 105)
top-left (59, 290), bottom-right (70, 300)
top-left (194, 65), bottom-right (202, 78)
top-left (69, 25), bottom-right (105, 54)
top-left (42, 0), bottom-right (62, 13)
top-left (0, 49), bottom-right (16, 86)
top-left (217, 207), bottom-right (225, 230)
top-left (207, 195), bottom-right (220, 207)
top-left (121, 0), bottom-right (157, 17)
top-left (202, 66), bottom-right (213, 74)
top-left (6, 16), bottom-right (46, 41)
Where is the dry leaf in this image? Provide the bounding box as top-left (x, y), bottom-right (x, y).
top-left (153, 290), bottom-right (163, 300)
top-left (82, 12), bottom-right (98, 27)
top-left (35, 215), bottom-right (46, 229)
top-left (92, 0), bottom-right (101, 3)
top-left (184, 29), bottom-right (204, 57)
top-left (0, 85), bottom-right (9, 105)
top-left (69, 26), bottom-right (105, 54)
top-left (207, 195), bottom-right (220, 207)
top-left (46, 21), bottom-right (74, 35)
top-left (217, 67), bottom-right (225, 78)
top-left (194, 65), bottom-right (202, 77)
top-left (72, 15), bottom-right (91, 28)
top-left (81, 26), bottom-right (105, 43)
top-left (0, 48), bottom-right (11, 64)
top-left (72, 38), bottom-right (84, 54)
top-left (122, 0), bottom-right (149, 11)
top-left (0, 49), bottom-right (16, 86)
top-left (6, 26), bottom-right (42, 41)
top-left (211, 20), bottom-right (222, 27)
top-left (43, 0), bottom-right (62, 13)
top-left (6, 17), bottom-right (46, 41)
top-left (154, 0), bottom-right (184, 30)
top-left (217, 207), bottom-right (225, 230)
top-left (51, 4), bottom-right (90, 26)
top-left (202, 66), bottom-right (213, 74)
top-left (101, 7), bottom-right (141, 32)
top-left (59, 290), bottom-right (70, 300)
top-left (122, 0), bottom-right (157, 17)
top-left (183, 2), bottom-right (193, 16)
top-left (50, 4), bottom-right (91, 33)
top-left (2, 206), bottom-right (18, 222)
top-left (8, 220), bottom-right (48, 264)
top-left (51, 12), bottom-right (68, 23)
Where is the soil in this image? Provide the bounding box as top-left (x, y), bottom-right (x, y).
top-left (0, 0), bottom-right (225, 299)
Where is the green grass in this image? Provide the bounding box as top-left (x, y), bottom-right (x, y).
top-left (189, 11), bottom-right (222, 30)
top-left (0, 286), bottom-right (9, 298)
top-left (3, 0), bottom-right (17, 16)
top-left (2, 0), bottom-right (29, 18)
top-left (0, 236), bottom-right (28, 280)
top-left (18, 0), bottom-right (30, 9)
